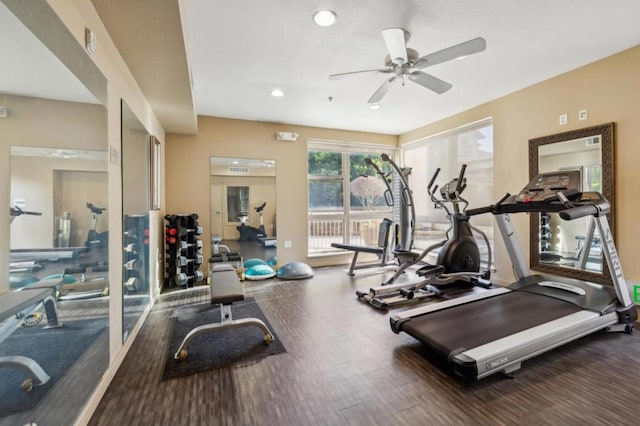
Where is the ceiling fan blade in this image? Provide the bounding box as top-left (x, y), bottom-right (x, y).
top-left (382, 28), bottom-right (408, 64)
top-left (414, 37), bottom-right (487, 68)
top-left (329, 68), bottom-right (392, 80)
top-left (368, 76), bottom-right (397, 103)
top-left (408, 71), bottom-right (452, 94)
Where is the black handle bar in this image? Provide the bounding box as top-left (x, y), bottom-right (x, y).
top-left (10, 206), bottom-right (42, 216)
top-left (466, 193), bottom-right (511, 216)
top-left (456, 164), bottom-right (467, 193)
top-left (559, 205), bottom-right (599, 220)
top-left (466, 206), bottom-right (494, 216)
top-left (427, 168), bottom-right (440, 193)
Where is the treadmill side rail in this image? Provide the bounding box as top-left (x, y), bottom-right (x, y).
top-left (453, 310), bottom-right (618, 379)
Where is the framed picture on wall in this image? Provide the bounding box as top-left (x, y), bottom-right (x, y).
top-left (150, 135), bottom-right (161, 210)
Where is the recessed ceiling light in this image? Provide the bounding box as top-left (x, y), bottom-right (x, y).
top-left (270, 88), bottom-right (284, 97)
top-left (369, 104), bottom-right (382, 110)
top-left (313, 10), bottom-right (337, 27)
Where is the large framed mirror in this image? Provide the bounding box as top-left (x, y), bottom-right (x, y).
top-left (1, 0), bottom-right (109, 423)
top-left (121, 100), bottom-right (151, 342)
top-left (529, 122), bottom-right (615, 285)
top-left (210, 157), bottom-right (276, 262)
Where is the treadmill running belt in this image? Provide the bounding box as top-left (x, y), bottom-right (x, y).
top-left (401, 291), bottom-right (583, 358)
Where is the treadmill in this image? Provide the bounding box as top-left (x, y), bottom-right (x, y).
top-left (390, 170), bottom-right (637, 380)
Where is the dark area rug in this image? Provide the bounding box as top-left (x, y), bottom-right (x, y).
top-left (162, 297), bottom-right (285, 381)
top-left (0, 318), bottom-right (108, 416)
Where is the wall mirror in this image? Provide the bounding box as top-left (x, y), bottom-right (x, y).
top-left (121, 99), bottom-right (151, 342)
top-left (210, 157), bottom-right (276, 262)
top-left (1, 0), bottom-right (109, 423)
top-left (529, 122), bottom-right (615, 285)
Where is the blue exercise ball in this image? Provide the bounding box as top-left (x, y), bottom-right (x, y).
top-left (245, 264), bottom-right (276, 281)
top-left (9, 274), bottom-right (40, 290)
top-left (243, 258), bottom-right (268, 269)
top-left (267, 256), bottom-right (278, 267)
top-left (277, 261), bottom-right (314, 280)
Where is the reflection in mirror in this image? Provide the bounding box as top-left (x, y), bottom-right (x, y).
top-left (227, 186), bottom-right (250, 221)
top-left (121, 100), bottom-right (151, 342)
top-left (529, 123), bottom-right (615, 285)
top-left (210, 157), bottom-right (276, 263)
top-left (1, 0), bottom-right (109, 422)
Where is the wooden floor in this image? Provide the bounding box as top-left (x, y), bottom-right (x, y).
top-left (90, 266), bottom-right (640, 425)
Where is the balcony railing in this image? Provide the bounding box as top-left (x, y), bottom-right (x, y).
top-left (308, 216), bottom-right (388, 255)
top-left (308, 215), bottom-right (494, 262)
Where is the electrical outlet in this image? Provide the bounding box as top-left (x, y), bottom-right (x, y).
top-left (284, 240), bottom-right (292, 248)
top-left (559, 113), bottom-right (568, 125)
top-left (578, 109), bottom-right (588, 121)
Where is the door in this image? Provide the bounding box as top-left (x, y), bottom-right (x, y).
top-left (210, 182), bottom-right (224, 237)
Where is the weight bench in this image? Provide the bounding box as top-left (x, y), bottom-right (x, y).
top-left (173, 263), bottom-right (274, 360)
top-left (0, 280), bottom-right (62, 392)
top-left (331, 218), bottom-right (395, 276)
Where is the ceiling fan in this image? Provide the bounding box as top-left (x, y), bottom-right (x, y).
top-left (329, 28), bottom-right (486, 103)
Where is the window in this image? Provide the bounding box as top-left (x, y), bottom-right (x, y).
top-left (308, 141), bottom-right (394, 256)
top-left (400, 119), bottom-right (494, 265)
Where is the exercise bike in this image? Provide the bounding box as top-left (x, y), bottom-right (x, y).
top-left (357, 164), bottom-right (492, 309)
top-left (85, 202), bottom-right (108, 248)
top-left (236, 202), bottom-right (267, 241)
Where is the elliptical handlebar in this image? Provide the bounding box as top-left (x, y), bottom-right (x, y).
top-left (456, 164), bottom-right (467, 194)
top-left (430, 164), bottom-right (470, 215)
top-left (364, 157), bottom-right (394, 207)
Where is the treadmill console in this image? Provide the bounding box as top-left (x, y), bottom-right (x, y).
top-left (516, 170), bottom-right (581, 203)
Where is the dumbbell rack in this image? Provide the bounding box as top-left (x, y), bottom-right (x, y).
top-left (540, 212), bottom-right (552, 252)
top-left (123, 214), bottom-right (149, 294)
top-left (164, 213), bottom-right (204, 289)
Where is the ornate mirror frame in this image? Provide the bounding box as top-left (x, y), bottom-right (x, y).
top-left (528, 122), bottom-right (615, 285)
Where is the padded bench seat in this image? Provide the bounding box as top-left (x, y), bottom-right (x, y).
top-left (173, 263), bottom-right (275, 361)
top-left (331, 218), bottom-right (395, 276)
top-left (0, 282), bottom-right (63, 392)
top-left (209, 264), bottom-right (244, 305)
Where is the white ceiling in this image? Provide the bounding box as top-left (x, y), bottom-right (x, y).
top-left (179, 0), bottom-right (640, 135)
top-left (3, 1), bottom-right (640, 137)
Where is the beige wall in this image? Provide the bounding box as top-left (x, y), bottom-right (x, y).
top-left (400, 44), bottom-right (640, 285)
top-left (167, 117), bottom-right (397, 264)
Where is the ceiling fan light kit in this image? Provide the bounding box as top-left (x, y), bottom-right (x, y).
top-left (329, 28), bottom-right (486, 103)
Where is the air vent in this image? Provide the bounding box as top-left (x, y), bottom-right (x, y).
top-left (229, 166), bottom-right (249, 174)
top-left (585, 137), bottom-right (600, 147)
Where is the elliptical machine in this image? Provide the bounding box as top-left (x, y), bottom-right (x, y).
top-left (237, 202), bottom-right (267, 241)
top-left (357, 164), bottom-right (492, 309)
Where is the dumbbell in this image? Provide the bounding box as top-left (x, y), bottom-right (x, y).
top-left (174, 270), bottom-right (204, 286)
top-left (124, 259), bottom-right (138, 270)
top-left (124, 277), bottom-right (138, 291)
top-left (175, 240), bottom-right (202, 250)
top-left (176, 254), bottom-right (204, 266)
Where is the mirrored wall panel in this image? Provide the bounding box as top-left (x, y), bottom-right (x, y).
top-left (210, 157), bottom-right (277, 263)
top-left (121, 100), bottom-right (151, 342)
top-left (1, 0), bottom-right (109, 423)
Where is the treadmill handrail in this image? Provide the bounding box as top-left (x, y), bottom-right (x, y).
top-left (466, 192), bottom-right (610, 218)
